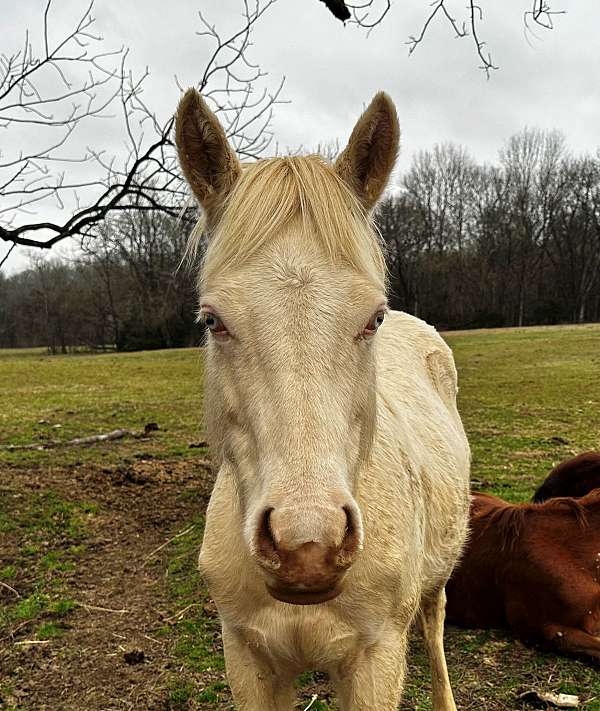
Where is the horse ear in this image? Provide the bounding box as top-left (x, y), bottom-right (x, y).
top-left (175, 88), bottom-right (241, 225)
top-left (334, 92), bottom-right (399, 212)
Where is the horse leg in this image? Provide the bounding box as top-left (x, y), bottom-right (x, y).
top-left (543, 624), bottom-right (600, 661)
top-left (332, 629), bottom-right (408, 711)
top-left (222, 625), bottom-right (296, 710)
top-left (419, 587), bottom-right (457, 711)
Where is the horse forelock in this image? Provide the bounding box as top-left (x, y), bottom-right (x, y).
top-left (195, 155), bottom-right (386, 289)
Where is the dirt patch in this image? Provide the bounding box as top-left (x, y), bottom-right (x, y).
top-left (0, 460), bottom-right (213, 711)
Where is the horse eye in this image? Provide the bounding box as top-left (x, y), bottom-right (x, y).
top-left (365, 310), bottom-right (385, 334)
top-left (202, 312), bottom-right (227, 334)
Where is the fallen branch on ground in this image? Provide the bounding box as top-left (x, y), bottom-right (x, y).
top-left (3, 423), bottom-right (159, 451)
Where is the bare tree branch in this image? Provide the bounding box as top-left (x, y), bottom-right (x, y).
top-left (319, 0), bottom-right (565, 75)
top-left (0, 242), bottom-right (16, 270)
top-left (525, 0), bottom-right (566, 31)
top-left (1, 0), bottom-right (284, 258)
top-left (347, 0), bottom-right (391, 29)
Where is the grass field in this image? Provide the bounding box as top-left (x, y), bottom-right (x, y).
top-left (1, 323), bottom-right (599, 710)
top-left (0, 346), bottom-right (207, 467)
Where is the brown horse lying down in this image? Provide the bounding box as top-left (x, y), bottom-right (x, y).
top-left (446, 491), bottom-right (600, 661)
top-left (533, 451), bottom-right (600, 502)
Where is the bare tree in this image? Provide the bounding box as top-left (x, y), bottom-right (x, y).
top-left (547, 156), bottom-right (600, 322)
top-left (401, 144), bottom-right (478, 323)
top-left (319, 0), bottom-right (565, 76)
top-left (79, 207), bottom-right (199, 350)
top-left (377, 195), bottom-right (425, 315)
top-left (468, 164), bottom-right (515, 323)
top-left (500, 127), bottom-right (565, 324)
top-left (403, 143), bottom-right (476, 254)
top-left (0, 0), bottom-right (283, 261)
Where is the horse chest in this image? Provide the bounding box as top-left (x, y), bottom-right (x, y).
top-left (230, 604), bottom-right (384, 671)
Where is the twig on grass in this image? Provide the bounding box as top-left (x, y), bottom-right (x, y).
top-left (0, 580), bottom-right (20, 597)
top-left (14, 639), bottom-right (50, 645)
top-left (1, 619), bottom-right (33, 641)
top-left (76, 601), bottom-right (129, 614)
top-left (142, 633), bottom-right (161, 645)
top-left (141, 524), bottom-right (196, 568)
top-left (162, 602), bottom-right (203, 624)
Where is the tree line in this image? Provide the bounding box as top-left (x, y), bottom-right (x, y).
top-left (0, 210), bottom-right (201, 353)
top-left (380, 129), bottom-right (600, 328)
top-left (1, 128), bottom-right (599, 352)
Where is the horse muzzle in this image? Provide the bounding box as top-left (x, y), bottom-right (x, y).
top-left (251, 503), bottom-right (362, 605)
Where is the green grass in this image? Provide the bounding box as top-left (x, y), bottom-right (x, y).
top-left (36, 621), bottom-right (67, 640)
top-left (0, 487), bottom-right (91, 639)
top-left (445, 323), bottom-right (600, 501)
top-left (168, 681), bottom-right (196, 705)
top-left (13, 593), bottom-right (49, 621)
top-left (2, 326), bottom-right (597, 478)
top-left (0, 346), bottom-right (206, 467)
top-left (1, 564), bottom-right (17, 579)
top-left (197, 682), bottom-right (229, 704)
top-left (0, 489), bottom-right (96, 542)
top-left (161, 514), bottom-right (230, 708)
top-left (47, 598), bottom-right (76, 616)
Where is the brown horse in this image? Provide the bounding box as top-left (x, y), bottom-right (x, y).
top-left (446, 491), bottom-right (600, 661)
top-left (175, 89), bottom-right (470, 710)
top-left (533, 451), bottom-right (600, 502)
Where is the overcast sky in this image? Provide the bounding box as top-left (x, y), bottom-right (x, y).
top-left (2, 0), bottom-right (600, 273)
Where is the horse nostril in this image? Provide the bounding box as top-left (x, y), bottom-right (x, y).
top-left (255, 507), bottom-right (280, 569)
top-left (337, 505), bottom-right (362, 569)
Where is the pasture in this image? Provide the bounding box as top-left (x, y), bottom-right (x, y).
top-left (1, 323), bottom-right (599, 710)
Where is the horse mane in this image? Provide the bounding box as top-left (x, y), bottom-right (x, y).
top-left (475, 491), bottom-right (598, 551)
top-left (191, 155), bottom-right (386, 289)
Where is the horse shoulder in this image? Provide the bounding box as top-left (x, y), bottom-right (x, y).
top-left (379, 311), bottom-right (458, 405)
top-left (371, 311), bottom-right (470, 581)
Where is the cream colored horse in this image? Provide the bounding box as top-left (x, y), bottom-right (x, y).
top-left (175, 89), bottom-right (470, 710)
